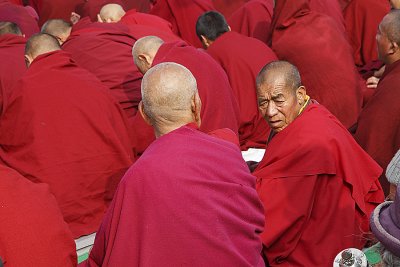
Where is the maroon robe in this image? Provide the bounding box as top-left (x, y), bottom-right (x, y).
top-left (254, 103), bottom-right (384, 266)
top-left (149, 0), bottom-right (215, 48)
top-left (0, 34), bottom-right (26, 114)
top-left (85, 124), bottom-right (265, 266)
top-left (0, 165), bottom-right (77, 267)
top-left (228, 0), bottom-right (273, 44)
top-left (0, 50), bottom-right (134, 238)
top-left (354, 59), bottom-right (400, 196)
top-left (213, 0), bottom-right (249, 18)
top-left (206, 31), bottom-right (276, 150)
top-left (0, 0), bottom-right (39, 37)
top-left (309, 0), bottom-right (345, 32)
top-left (271, 0), bottom-right (362, 129)
top-left (63, 19), bottom-right (142, 119)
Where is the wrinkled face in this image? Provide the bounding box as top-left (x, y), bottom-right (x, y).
top-left (257, 75), bottom-right (304, 133)
top-left (390, 0), bottom-right (400, 9)
top-left (376, 23), bottom-right (392, 63)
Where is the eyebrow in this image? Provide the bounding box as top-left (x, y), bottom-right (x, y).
top-left (271, 93), bottom-right (285, 100)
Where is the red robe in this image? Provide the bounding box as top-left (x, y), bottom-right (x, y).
top-left (0, 50), bottom-right (134, 238)
top-left (309, 0), bottom-right (345, 32)
top-left (0, 0), bottom-right (39, 37)
top-left (228, 0), bottom-right (273, 44)
top-left (0, 34), bottom-right (26, 114)
top-left (343, 0), bottom-right (390, 67)
top-left (0, 165), bottom-right (77, 267)
top-left (271, 0), bottom-right (362, 129)
top-left (63, 19), bottom-right (143, 119)
top-left (213, 0), bottom-right (249, 18)
top-left (338, 0), bottom-right (351, 10)
top-left (206, 31), bottom-right (276, 150)
top-left (253, 103), bottom-right (384, 267)
top-left (133, 41), bottom-right (241, 154)
top-left (149, 0), bottom-right (215, 48)
top-left (354, 59), bottom-right (400, 196)
top-left (85, 125), bottom-right (265, 266)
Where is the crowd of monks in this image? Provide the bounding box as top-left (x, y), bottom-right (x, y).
top-left (0, 0), bottom-right (399, 266)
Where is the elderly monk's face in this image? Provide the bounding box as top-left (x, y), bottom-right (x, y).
top-left (257, 75), bottom-right (304, 133)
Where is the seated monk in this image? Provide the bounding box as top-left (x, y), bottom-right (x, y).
top-left (83, 62), bottom-right (265, 266)
top-left (0, 22), bottom-right (26, 114)
top-left (354, 10), bottom-right (400, 197)
top-left (253, 61), bottom-right (384, 266)
top-left (196, 11), bottom-right (276, 155)
top-left (131, 36), bottom-right (240, 154)
top-left (0, 33), bottom-right (134, 238)
top-left (0, 165), bottom-right (77, 267)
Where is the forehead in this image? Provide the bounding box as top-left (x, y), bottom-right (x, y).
top-left (258, 74), bottom-right (292, 96)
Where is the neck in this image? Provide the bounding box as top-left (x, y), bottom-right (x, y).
top-left (154, 121), bottom-right (198, 138)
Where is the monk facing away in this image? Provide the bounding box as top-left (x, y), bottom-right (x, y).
top-left (354, 10), bottom-right (400, 198)
top-left (84, 62), bottom-right (265, 267)
top-left (253, 61), bottom-right (384, 266)
top-left (0, 33), bottom-right (134, 238)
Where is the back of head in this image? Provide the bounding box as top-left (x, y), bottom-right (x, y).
top-left (381, 10), bottom-right (400, 46)
top-left (0, 22), bottom-right (22, 36)
top-left (99, 4), bottom-right (126, 23)
top-left (25, 33), bottom-right (61, 61)
top-left (141, 62), bottom-right (199, 130)
top-left (41, 19), bottom-right (72, 44)
top-left (132, 36), bottom-right (164, 74)
top-left (196, 11), bottom-right (229, 41)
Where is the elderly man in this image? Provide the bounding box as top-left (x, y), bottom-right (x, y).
top-left (354, 10), bottom-right (400, 197)
top-left (85, 62), bottom-right (265, 266)
top-left (253, 61), bottom-right (384, 266)
top-left (0, 33), bottom-right (134, 238)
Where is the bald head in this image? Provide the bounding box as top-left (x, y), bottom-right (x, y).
top-left (132, 36), bottom-right (164, 74)
top-left (41, 19), bottom-right (72, 45)
top-left (99, 4), bottom-right (126, 23)
top-left (140, 62), bottom-right (201, 136)
top-left (380, 10), bottom-right (400, 45)
top-left (257, 61), bottom-right (302, 92)
top-left (25, 33), bottom-right (61, 65)
top-left (0, 22), bottom-right (22, 36)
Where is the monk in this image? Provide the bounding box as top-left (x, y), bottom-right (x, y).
top-left (270, 0), bottom-right (362, 129)
top-left (0, 0), bottom-right (39, 37)
top-left (42, 18), bottom-right (143, 119)
top-left (0, 33), bottom-right (134, 238)
top-left (84, 62), bottom-right (265, 267)
top-left (254, 61), bottom-right (384, 267)
top-left (0, 22), bottom-right (26, 114)
top-left (343, 0), bottom-right (390, 68)
top-left (227, 0), bottom-right (273, 44)
top-left (131, 36), bottom-right (240, 153)
top-left (196, 11), bottom-right (276, 152)
top-left (0, 165), bottom-right (77, 267)
top-left (149, 0), bottom-right (214, 48)
top-left (354, 10), bottom-right (400, 197)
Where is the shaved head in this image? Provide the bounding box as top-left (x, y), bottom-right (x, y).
top-left (41, 19), bottom-right (72, 44)
top-left (25, 33), bottom-right (61, 61)
top-left (132, 36), bottom-right (164, 74)
top-left (0, 22), bottom-right (22, 36)
top-left (99, 4), bottom-right (126, 23)
top-left (140, 62), bottom-right (201, 135)
top-left (257, 61), bottom-right (302, 92)
top-left (380, 10), bottom-right (400, 46)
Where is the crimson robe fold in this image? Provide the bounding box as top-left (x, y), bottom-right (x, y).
top-left (206, 31), bottom-right (276, 150)
top-left (213, 0), bottom-right (249, 18)
top-left (354, 59), bottom-right (400, 196)
top-left (149, 0), bottom-right (215, 48)
top-left (85, 125), bottom-right (265, 266)
top-left (270, 0), bottom-right (362, 128)
top-left (309, 0), bottom-right (345, 32)
top-left (0, 0), bottom-right (39, 37)
top-left (0, 34), bottom-right (26, 114)
top-left (0, 50), bottom-right (134, 238)
top-left (0, 165), bottom-right (77, 267)
top-left (254, 103), bottom-right (384, 267)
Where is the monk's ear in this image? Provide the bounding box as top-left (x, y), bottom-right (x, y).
top-left (24, 54), bottom-right (33, 68)
top-left (139, 101), bottom-right (153, 126)
top-left (191, 92), bottom-right (202, 127)
top-left (97, 14), bottom-right (104, 23)
top-left (200, 35), bottom-right (211, 49)
top-left (390, 41), bottom-right (399, 54)
top-left (296, 86), bottom-right (307, 105)
top-left (138, 53), bottom-right (152, 66)
top-left (228, 26), bottom-right (231, 32)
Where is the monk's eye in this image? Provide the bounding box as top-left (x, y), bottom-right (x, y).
top-left (259, 101), bottom-right (268, 108)
top-left (274, 100), bottom-right (285, 107)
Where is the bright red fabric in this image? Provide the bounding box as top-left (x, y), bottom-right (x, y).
top-left (63, 19), bottom-right (143, 119)
top-left (254, 103), bottom-right (384, 266)
top-left (0, 165), bottom-right (77, 267)
top-left (228, 0), bottom-right (273, 44)
top-left (0, 34), bottom-right (26, 114)
top-left (213, 0), bottom-right (249, 18)
top-left (85, 125), bottom-right (265, 266)
top-left (0, 0), bottom-right (39, 37)
top-left (0, 50), bottom-right (134, 238)
top-left (354, 59), bottom-right (400, 196)
top-left (271, 0), bottom-right (362, 128)
top-left (206, 31), bottom-right (276, 150)
top-left (343, 0), bottom-right (390, 67)
top-left (149, 0), bottom-right (215, 48)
